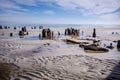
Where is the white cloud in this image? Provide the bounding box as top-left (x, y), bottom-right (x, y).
top-left (91, 0), bottom-right (120, 15)
top-left (39, 0), bottom-right (120, 24)
top-left (0, 0), bottom-right (29, 12)
top-left (0, 0), bottom-right (21, 9)
top-left (0, 0), bottom-right (120, 24)
top-left (43, 10), bottom-right (54, 14)
top-left (100, 12), bottom-right (120, 23)
top-left (1, 0), bottom-right (120, 15)
top-left (52, 0), bottom-right (120, 15)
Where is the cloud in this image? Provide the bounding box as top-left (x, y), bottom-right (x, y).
top-left (91, 0), bottom-right (120, 15)
top-left (100, 12), bottom-right (120, 23)
top-left (39, 0), bottom-right (120, 24)
top-left (1, 0), bottom-right (120, 15)
top-left (0, 10), bottom-right (27, 17)
top-left (0, 0), bottom-right (29, 12)
top-left (51, 0), bottom-right (120, 15)
top-left (0, 0), bottom-right (21, 9)
top-left (13, 0), bottom-right (37, 6)
top-left (43, 10), bottom-right (55, 14)
top-left (0, 0), bottom-right (120, 24)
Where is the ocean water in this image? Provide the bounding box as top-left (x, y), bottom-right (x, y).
top-left (0, 24), bottom-right (120, 40)
top-left (2, 24), bottom-right (120, 28)
top-left (40, 24), bottom-right (103, 28)
top-left (35, 24), bottom-right (120, 28)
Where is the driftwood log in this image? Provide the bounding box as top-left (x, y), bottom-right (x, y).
top-left (117, 40), bottom-right (120, 51)
top-left (84, 44), bottom-right (109, 53)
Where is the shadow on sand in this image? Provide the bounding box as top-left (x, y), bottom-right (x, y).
top-left (0, 63), bottom-right (20, 80)
top-left (106, 61), bottom-right (120, 80)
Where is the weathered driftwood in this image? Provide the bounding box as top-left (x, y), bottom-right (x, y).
top-left (39, 26), bottom-right (43, 29)
top-left (84, 44), bottom-right (109, 53)
top-left (106, 46), bottom-right (114, 49)
top-left (19, 31), bottom-right (24, 36)
top-left (66, 39), bottom-right (89, 44)
top-left (19, 31), bottom-right (28, 36)
top-left (14, 27), bottom-right (16, 30)
top-left (18, 27), bottom-right (28, 37)
top-left (65, 28), bottom-right (80, 37)
top-left (92, 28), bottom-right (96, 38)
top-left (10, 33), bottom-right (13, 37)
top-left (21, 27), bottom-right (27, 32)
top-left (93, 40), bottom-right (101, 46)
top-left (42, 28), bottom-right (53, 39)
top-left (4, 26), bottom-right (8, 29)
top-left (0, 25), bottom-right (2, 29)
top-left (79, 43), bottom-right (86, 48)
top-left (117, 40), bottom-right (120, 51)
top-left (34, 26), bottom-right (36, 29)
top-left (106, 43), bottom-right (114, 49)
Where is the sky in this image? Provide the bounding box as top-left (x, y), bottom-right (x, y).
top-left (0, 0), bottom-right (120, 25)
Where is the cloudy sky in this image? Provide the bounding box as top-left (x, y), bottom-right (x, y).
top-left (0, 0), bottom-right (120, 25)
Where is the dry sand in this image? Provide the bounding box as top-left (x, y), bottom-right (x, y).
top-left (0, 27), bottom-right (120, 80)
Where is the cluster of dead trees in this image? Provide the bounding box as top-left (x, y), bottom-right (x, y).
top-left (0, 25), bottom-right (10, 29)
top-left (31, 26), bottom-right (43, 29)
top-left (65, 28), bottom-right (80, 37)
top-left (19, 27), bottom-right (28, 36)
top-left (42, 28), bottom-right (54, 39)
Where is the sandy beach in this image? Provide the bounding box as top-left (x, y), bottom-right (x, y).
top-left (0, 26), bottom-right (120, 80)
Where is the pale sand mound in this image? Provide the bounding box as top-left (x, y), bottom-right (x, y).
top-left (0, 41), bottom-right (22, 56)
top-left (0, 55), bottom-right (119, 80)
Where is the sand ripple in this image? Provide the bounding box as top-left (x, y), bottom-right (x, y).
top-left (0, 55), bottom-right (119, 80)
top-left (0, 41), bottom-right (22, 55)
